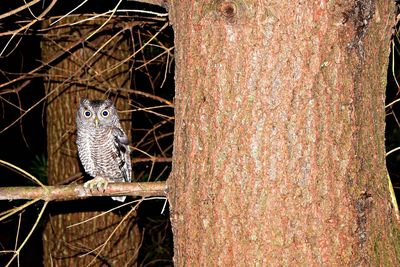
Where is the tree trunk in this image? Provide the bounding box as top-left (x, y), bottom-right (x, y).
top-left (42, 17), bottom-right (139, 266)
top-left (169, 1), bottom-right (399, 265)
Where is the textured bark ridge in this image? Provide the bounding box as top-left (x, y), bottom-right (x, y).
top-left (169, 1), bottom-right (398, 265)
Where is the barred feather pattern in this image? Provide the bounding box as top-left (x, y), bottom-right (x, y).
top-left (76, 99), bottom-right (131, 201)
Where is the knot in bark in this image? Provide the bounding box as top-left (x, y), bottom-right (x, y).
top-left (219, 1), bottom-right (237, 20)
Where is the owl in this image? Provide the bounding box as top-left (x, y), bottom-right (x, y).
top-left (76, 98), bottom-right (131, 202)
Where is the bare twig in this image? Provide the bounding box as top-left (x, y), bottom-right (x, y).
top-left (387, 146), bottom-right (400, 157)
top-left (85, 204), bottom-right (138, 266)
top-left (0, 0), bottom-right (41, 20)
top-left (5, 201), bottom-right (48, 267)
top-left (132, 157), bottom-right (172, 163)
top-left (0, 0), bottom-right (57, 37)
top-left (0, 160), bottom-right (46, 187)
top-left (0, 199), bottom-right (41, 222)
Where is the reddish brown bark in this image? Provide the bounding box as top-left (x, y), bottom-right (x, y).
top-left (169, 1), bottom-right (399, 265)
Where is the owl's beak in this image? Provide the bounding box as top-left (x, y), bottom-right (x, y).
top-left (94, 116), bottom-right (99, 127)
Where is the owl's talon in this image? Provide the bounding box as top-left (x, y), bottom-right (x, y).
top-left (84, 176), bottom-right (109, 193)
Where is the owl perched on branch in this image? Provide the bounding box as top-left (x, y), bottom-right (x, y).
top-left (76, 98), bottom-right (131, 202)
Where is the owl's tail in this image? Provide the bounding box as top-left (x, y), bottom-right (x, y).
top-left (112, 196), bottom-right (126, 202)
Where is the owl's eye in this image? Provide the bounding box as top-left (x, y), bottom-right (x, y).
top-left (84, 110), bottom-right (91, 117)
top-left (101, 110), bottom-right (109, 117)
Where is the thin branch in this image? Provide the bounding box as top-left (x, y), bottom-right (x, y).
top-left (0, 159), bottom-right (46, 187)
top-left (0, 0), bottom-right (57, 37)
top-left (132, 157), bottom-right (172, 163)
top-left (0, 182), bottom-right (168, 201)
top-left (386, 146), bottom-right (400, 157)
top-left (67, 197), bottom-right (162, 228)
top-left (86, 204), bottom-right (138, 266)
top-left (6, 201), bottom-right (48, 267)
top-left (0, 199), bottom-right (41, 222)
top-left (49, 0), bottom-right (89, 26)
top-left (0, 0), bottom-right (41, 20)
top-left (85, 0), bottom-right (123, 41)
top-left (386, 97), bottom-right (400, 109)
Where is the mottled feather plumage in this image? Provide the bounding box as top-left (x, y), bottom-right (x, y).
top-left (76, 98), bottom-right (131, 201)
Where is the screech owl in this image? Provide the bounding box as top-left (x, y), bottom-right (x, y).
top-left (76, 98), bottom-right (131, 202)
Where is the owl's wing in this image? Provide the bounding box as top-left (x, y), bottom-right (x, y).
top-left (113, 127), bottom-right (129, 145)
top-left (113, 127), bottom-right (132, 182)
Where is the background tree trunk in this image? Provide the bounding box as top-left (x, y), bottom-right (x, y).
top-left (42, 17), bottom-right (139, 266)
top-left (169, 1), bottom-right (399, 265)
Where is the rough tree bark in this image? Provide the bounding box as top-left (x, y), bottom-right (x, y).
top-left (42, 17), bottom-right (140, 266)
top-left (169, 0), bottom-right (400, 265)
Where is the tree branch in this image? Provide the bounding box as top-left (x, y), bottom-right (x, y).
top-left (0, 182), bottom-right (168, 201)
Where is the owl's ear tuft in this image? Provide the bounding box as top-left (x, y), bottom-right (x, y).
top-left (104, 99), bottom-right (113, 104)
top-left (80, 98), bottom-right (90, 106)
top-left (104, 99), bottom-right (114, 108)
